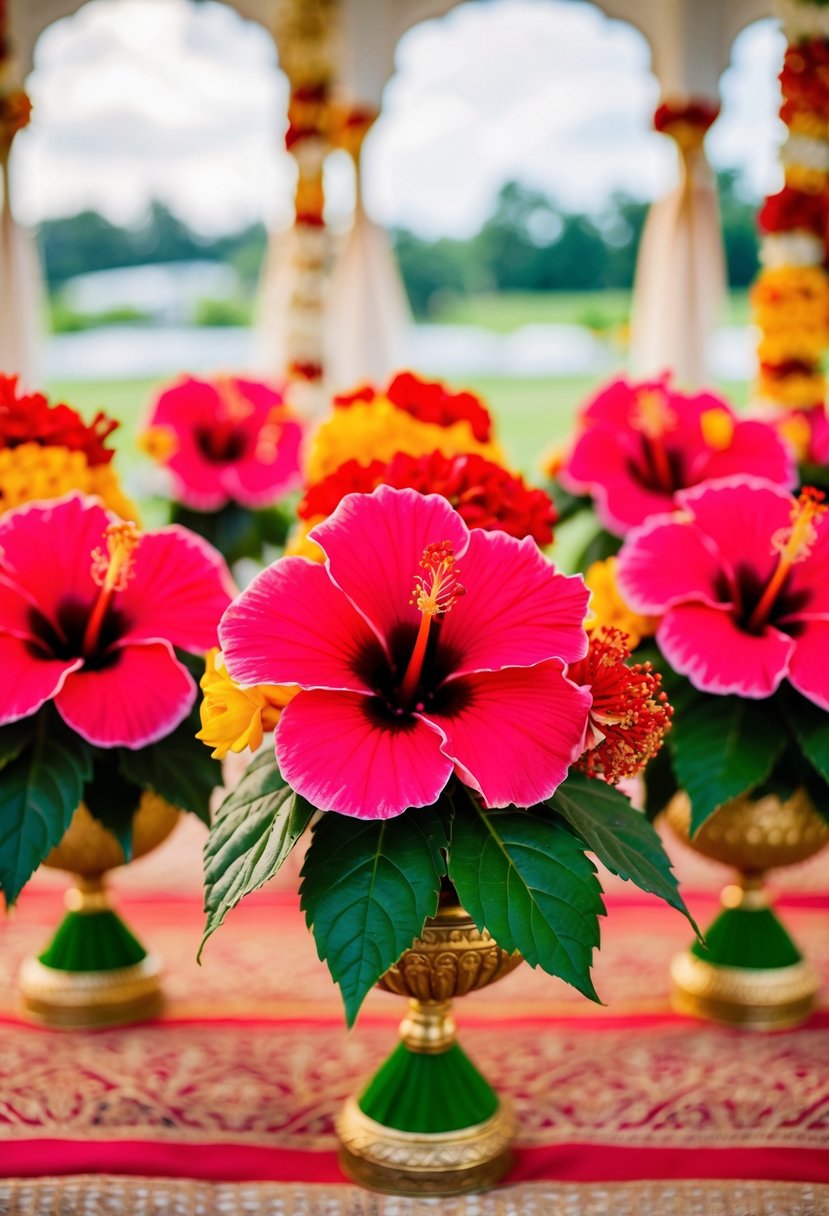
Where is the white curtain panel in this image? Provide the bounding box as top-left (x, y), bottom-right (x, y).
top-left (0, 159), bottom-right (42, 385)
top-left (629, 148), bottom-right (726, 388)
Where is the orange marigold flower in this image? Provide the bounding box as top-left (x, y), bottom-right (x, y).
top-left (299, 450), bottom-right (556, 546)
top-left (569, 627), bottom-right (672, 785)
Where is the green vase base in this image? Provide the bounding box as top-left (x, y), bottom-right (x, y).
top-left (38, 908), bottom-right (148, 973)
top-left (691, 905), bottom-right (802, 971)
top-left (358, 1041), bottom-right (499, 1134)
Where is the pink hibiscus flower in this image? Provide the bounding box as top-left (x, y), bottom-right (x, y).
top-left (144, 376), bottom-right (303, 511)
top-left (220, 486), bottom-right (591, 819)
top-left (0, 493), bottom-right (235, 747)
top-left (559, 376), bottom-right (795, 535)
top-left (616, 477), bottom-right (829, 708)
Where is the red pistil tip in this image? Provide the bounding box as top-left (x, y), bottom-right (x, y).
top-left (411, 540), bottom-right (465, 618)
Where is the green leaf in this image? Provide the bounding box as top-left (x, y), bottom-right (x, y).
top-left (0, 717), bottom-right (38, 772)
top-left (300, 807), bottom-right (448, 1027)
top-left (0, 717), bottom-right (93, 906)
top-left (643, 743), bottom-right (679, 821)
top-left (200, 751), bottom-right (313, 956)
top-left (119, 706), bottom-right (221, 824)
top-left (781, 686), bottom-right (829, 786)
top-left (669, 692), bottom-right (785, 835)
top-left (548, 771), bottom-right (697, 933)
top-left (448, 788), bottom-right (604, 1002)
top-left (84, 751), bottom-right (144, 862)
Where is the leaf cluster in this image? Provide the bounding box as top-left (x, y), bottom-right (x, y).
top-left (0, 686), bottom-right (220, 906)
top-left (201, 761), bottom-right (692, 1026)
top-left (171, 502), bottom-right (291, 566)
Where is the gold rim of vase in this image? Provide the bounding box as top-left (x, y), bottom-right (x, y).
top-left (335, 1096), bottom-right (515, 1196)
top-left (670, 949), bottom-right (819, 1031)
top-left (18, 955), bottom-right (163, 1030)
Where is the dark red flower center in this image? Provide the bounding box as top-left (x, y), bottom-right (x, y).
top-left (195, 423), bottom-right (249, 465)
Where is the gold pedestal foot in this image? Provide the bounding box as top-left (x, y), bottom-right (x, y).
top-left (336, 1097), bottom-right (515, 1196)
top-left (18, 955), bottom-right (163, 1030)
top-left (670, 950), bottom-right (819, 1031)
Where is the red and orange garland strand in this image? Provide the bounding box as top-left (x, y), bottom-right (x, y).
top-left (0, 0), bottom-right (31, 164)
top-left (274, 0), bottom-right (337, 401)
top-left (752, 1), bottom-right (829, 438)
top-left (653, 97), bottom-right (719, 153)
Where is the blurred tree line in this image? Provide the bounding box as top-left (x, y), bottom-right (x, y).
top-left (38, 170), bottom-right (758, 316)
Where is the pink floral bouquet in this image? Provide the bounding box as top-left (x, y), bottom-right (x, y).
top-left (200, 485), bottom-right (692, 1024)
top-left (616, 476), bottom-right (829, 834)
top-left (142, 375), bottom-right (304, 566)
top-left (549, 374), bottom-right (795, 574)
top-left (0, 492), bottom-right (234, 904)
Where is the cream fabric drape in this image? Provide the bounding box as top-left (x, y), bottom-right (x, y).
top-left (325, 194), bottom-right (410, 394)
top-left (0, 157), bottom-right (41, 384)
top-left (630, 145), bottom-right (726, 388)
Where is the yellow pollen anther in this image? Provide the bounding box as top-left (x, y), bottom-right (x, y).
top-left (91, 522), bottom-right (140, 592)
top-left (748, 488), bottom-right (826, 631)
top-left (699, 408), bottom-right (735, 451)
top-left (632, 389), bottom-right (676, 440)
top-left (400, 541), bottom-right (464, 705)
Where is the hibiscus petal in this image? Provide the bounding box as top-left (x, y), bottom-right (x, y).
top-left (275, 689), bottom-right (453, 819)
top-left (223, 418), bottom-right (303, 508)
top-left (781, 511), bottom-right (829, 620)
top-left (116, 526), bottom-right (235, 653)
top-left (440, 529), bottom-right (589, 675)
top-left (54, 641), bottom-right (196, 748)
top-left (561, 424), bottom-right (673, 534)
top-left (0, 635), bottom-right (81, 724)
top-left (787, 620), bottom-right (829, 710)
top-left (0, 493), bottom-right (112, 625)
top-left (428, 661), bottom-right (591, 808)
top-left (617, 511), bottom-right (731, 615)
top-left (694, 420), bottom-right (795, 491)
top-left (311, 487), bottom-right (469, 642)
top-left (675, 476), bottom-right (793, 592)
top-left (657, 603), bottom-right (793, 699)
top-left (0, 580), bottom-right (40, 639)
top-left (220, 557), bottom-right (377, 692)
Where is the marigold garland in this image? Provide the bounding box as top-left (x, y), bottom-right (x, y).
top-left (753, 1), bottom-right (829, 423)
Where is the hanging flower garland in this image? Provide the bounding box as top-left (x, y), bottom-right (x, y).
top-left (752, 1), bottom-right (829, 456)
top-left (653, 97), bottom-right (720, 151)
top-left (274, 0), bottom-right (337, 407)
top-left (0, 0), bottom-right (30, 164)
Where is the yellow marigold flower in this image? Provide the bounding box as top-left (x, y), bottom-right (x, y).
top-left (756, 370), bottom-right (826, 410)
top-left (584, 557), bottom-right (657, 650)
top-left (139, 425), bottom-right (179, 464)
top-left (787, 112), bottom-right (829, 141)
top-left (777, 413), bottom-right (813, 462)
top-left (784, 163), bottom-right (829, 195)
top-left (305, 398), bottom-right (503, 483)
top-left (196, 648), bottom-right (296, 760)
top-left (0, 443), bottom-right (138, 519)
top-left (284, 518), bottom-right (325, 563)
top-left (758, 331), bottom-right (827, 366)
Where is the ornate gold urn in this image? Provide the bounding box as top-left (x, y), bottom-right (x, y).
top-left (666, 788), bottom-right (829, 1030)
top-left (336, 893), bottom-right (522, 1196)
top-left (18, 794), bottom-right (179, 1030)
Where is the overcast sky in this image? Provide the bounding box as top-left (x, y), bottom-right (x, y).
top-left (12, 0), bottom-right (786, 237)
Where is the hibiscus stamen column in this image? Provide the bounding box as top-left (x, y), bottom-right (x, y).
top-left (748, 487), bottom-right (826, 630)
top-left (632, 387), bottom-right (677, 493)
top-left (399, 542), bottom-right (464, 706)
top-left (82, 523), bottom-right (140, 655)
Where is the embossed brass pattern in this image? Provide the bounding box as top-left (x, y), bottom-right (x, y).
top-left (18, 955), bottom-right (163, 1030)
top-left (667, 788), bottom-right (828, 1029)
top-left (666, 788), bottom-right (829, 873)
top-left (378, 904), bottom-right (522, 1002)
top-left (337, 900), bottom-right (522, 1195)
top-left (336, 1098), bottom-right (515, 1197)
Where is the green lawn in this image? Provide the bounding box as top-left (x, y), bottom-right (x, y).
top-left (432, 289), bottom-right (751, 331)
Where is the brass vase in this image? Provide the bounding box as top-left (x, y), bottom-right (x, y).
top-left (18, 794), bottom-right (179, 1030)
top-left (336, 893), bottom-right (522, 1196)
top-left (666, 788), bottom-right (829, 1030)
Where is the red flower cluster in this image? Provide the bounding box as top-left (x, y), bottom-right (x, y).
top-left (0, 376), bottom-right (119, 465)
top-left (299, 449), bottom-right (557, 545)
top-left (654, 98), bottom-right (719, 136)
top-left (758, 186), bottom-right (826, 238)
top-left (781, 42), bottom-right (829, 118)
top-left (333, 372), bottom-right (494, 443)
top-left (569, 627), bottom-right (672, 785)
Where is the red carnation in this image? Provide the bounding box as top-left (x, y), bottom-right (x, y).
top-left (0, 376), bottom-right (119, 466)
top-left (300, 450), bottom-right (556, 546)
top-left (386, 372), bottom-right (494, 443)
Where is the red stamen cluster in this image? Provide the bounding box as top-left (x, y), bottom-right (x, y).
top-left (299, 450), bottom-right (556, 545)
top-left (0, 376), bottom-right (119, 465)
top-left (569, 627), bottom-right (673, 786)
